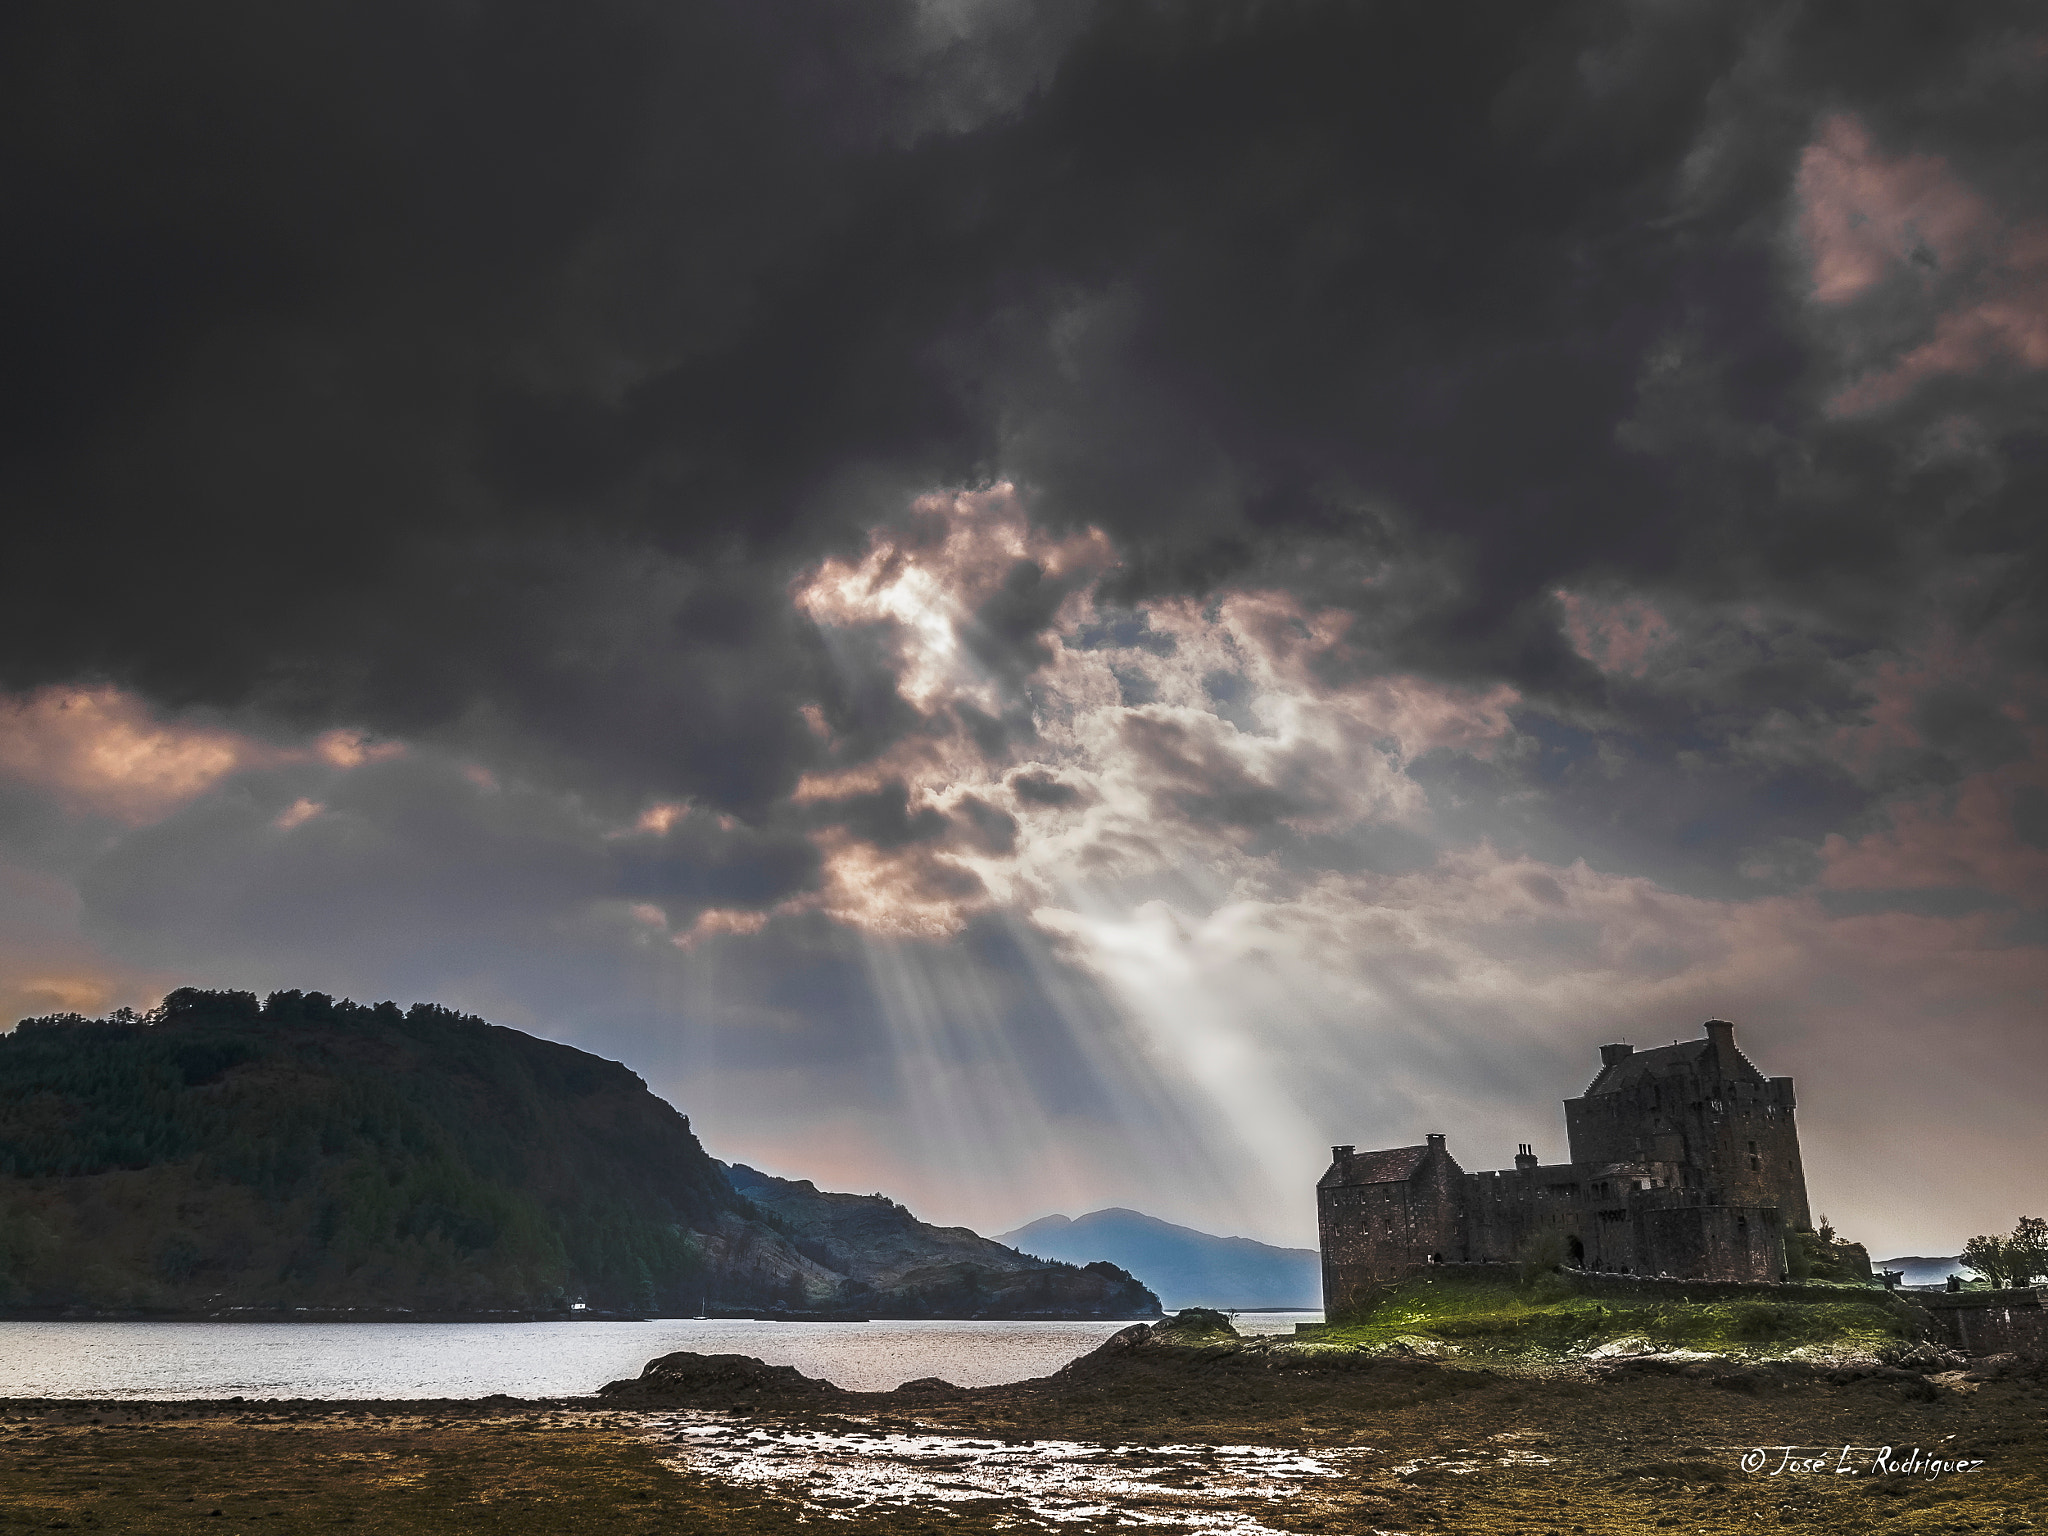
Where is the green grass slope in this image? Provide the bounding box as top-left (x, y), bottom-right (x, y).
top-left (1301, 1271), bottom-right (1917, 1364)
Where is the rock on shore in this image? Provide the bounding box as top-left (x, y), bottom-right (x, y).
top-left (597, 1352), bottom-right (845, 1404)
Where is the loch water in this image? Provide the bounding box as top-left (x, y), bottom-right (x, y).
top-left (0, 1313), bottom-right (1322, 1400)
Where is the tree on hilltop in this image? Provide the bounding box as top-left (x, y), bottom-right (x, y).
top-left (1961, 1216), bottom-right (2047, 1289)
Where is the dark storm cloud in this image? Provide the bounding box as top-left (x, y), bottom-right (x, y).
top-left (9, 1), bottom-right (2048, 1258)
top-left (0, 0), bottom-right (1037, 809)
top-left (4, 0), bottom-right (2044, 841)
top-left (614, 812), bottom-right (821, 910)
top-left (805, 779), bottom-right (950, 851)
top-left (1009, 770), bottom-right (1083, 809)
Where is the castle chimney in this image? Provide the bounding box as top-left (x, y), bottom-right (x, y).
top-left (1703, 1019), bottom-right (1735, 1057)
top-left (1425, 1133), bottom-right (1446, 1151)
top-left (1331, 1144), bottom-right (1354, 1162)
top-left (1599, 1042), bottom-right (1634, 1066)
top-left (1515, 1144), bottom-right (1538, 1172)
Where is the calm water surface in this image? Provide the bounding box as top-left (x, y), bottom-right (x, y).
top-left (0, 1313), bottom-right (1321, 1400)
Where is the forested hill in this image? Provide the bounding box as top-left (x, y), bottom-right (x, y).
top-left (0, 989), bottom-right (1151, 1320)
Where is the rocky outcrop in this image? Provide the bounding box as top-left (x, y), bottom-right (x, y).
top-left (1151, 1307), bottom-right (1238, 1338)
top-left (598, 1351), bottom-right (844, 1405)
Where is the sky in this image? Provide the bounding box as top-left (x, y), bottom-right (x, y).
top-left (2, 1), bottom-right (2044, 1258)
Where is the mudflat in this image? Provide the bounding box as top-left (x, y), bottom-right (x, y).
top-left (0, 1348), bottom-right (2040, 1535)
top-left (0, 1402), bottom-right (669, 1533)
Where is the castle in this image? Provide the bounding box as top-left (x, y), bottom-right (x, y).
top-left (1317, 1020), bottom-right (1812, 1309)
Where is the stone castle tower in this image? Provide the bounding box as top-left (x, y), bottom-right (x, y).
top-left (1317, 1020), bottom-right (1812, 1311)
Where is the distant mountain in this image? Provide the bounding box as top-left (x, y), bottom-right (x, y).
top-left (1877, 1255), bottom-right (1973, 1288)
top-left (994, 1207), bottom-right (1322, 1310)
top-left (0, 989), bottom-right (1155, 1321)
top-left (726, 1165), bottom-right (1158, 1320)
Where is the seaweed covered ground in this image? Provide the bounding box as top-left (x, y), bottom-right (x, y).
top-left (0, 1401), bottom-right (670, 1533)
top-left (0, 1290), bottom-right (2040, 1534)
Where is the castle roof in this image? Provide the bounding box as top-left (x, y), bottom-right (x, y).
top-left (1324, 1144), bottom-right (1432, 1186)
top-left (1581, 1036), bottom-right (1764, 1097)
top-left (1583, 1039), bottom-right (1706, 1095)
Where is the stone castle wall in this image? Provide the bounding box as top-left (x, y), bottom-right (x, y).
top-left (1318, 1023), bottom-right (1808, 1296)
top-left (1318, 1144), bottom-right (1462, 1317)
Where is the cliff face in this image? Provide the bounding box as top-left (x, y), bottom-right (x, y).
top-left (726, 1164), bottom-right (1160, 1319)
top-left (0, 989), bottom-right (1156, 1321)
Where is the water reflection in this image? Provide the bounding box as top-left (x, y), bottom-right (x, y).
top-left (652, 1413), bottom-right (1364, 1532)
top-left (0, 1314), bottom-right (1321, 1400)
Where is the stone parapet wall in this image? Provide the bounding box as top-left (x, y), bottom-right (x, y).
top-left (1912, 1289), bottom-right (2045, 1360)
top-left (1915, 1287), bottom-right (2042, 1310)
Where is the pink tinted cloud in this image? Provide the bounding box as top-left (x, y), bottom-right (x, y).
top-left (272, 797), bottom-right (325, 831)
top-left (1797, 115), bottom-right (1991, 305)
top-left (1829, 229), bottom-right (2048, 413)
top-left (0, 688), bottom-right (260, 823)
top-left (1555, 589), bottom-right (1674, 678)
top-left (1826, 621), bottom-right (2039, 781)
top-left (1820, 754), bottom-right (2048, 905)
top-left (783, 825), bottom-right (990, 940)
top-left (0, 687), bottom-right (408, 825)
top-left (672, 906), bottom-right (772, 949)
top-left (1796, 114), bottom-right (2048, 413)
top-left (1340, 674), bottom-right (1520, 759)
top-left (1821, 623), bottom-right (2048, 898)
top-left (315, 730), bottom-right (405, 770)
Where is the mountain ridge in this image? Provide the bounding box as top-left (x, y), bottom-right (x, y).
top-left (996, 1206), bottom-right (1322, 1310)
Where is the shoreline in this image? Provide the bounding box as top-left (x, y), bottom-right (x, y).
top-left (0, 1334), bottom-right (2037, 1536)
top-left (0, 1306), bottom-right (1166, 1325)
top-left (0, 1307), bottom-right (644, 1325)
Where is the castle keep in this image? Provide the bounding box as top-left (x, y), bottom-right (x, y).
top-left (1318, 1021), bottom-right (1812, 1309)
